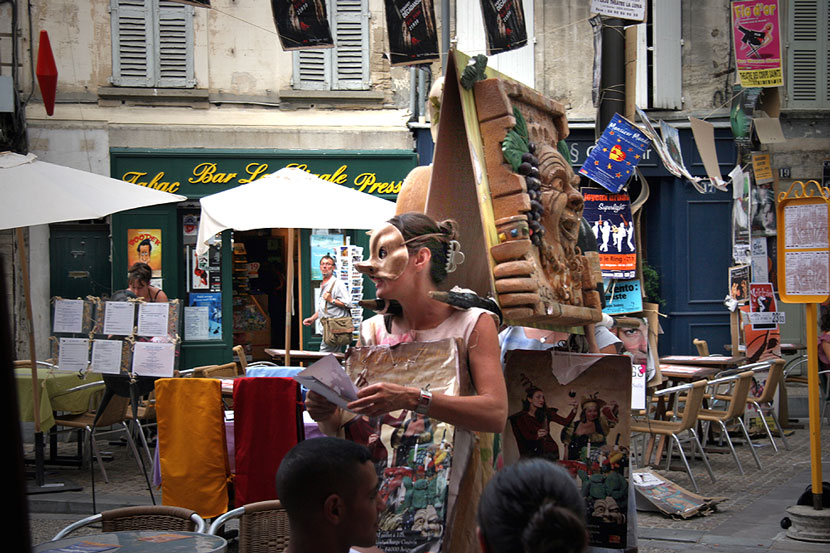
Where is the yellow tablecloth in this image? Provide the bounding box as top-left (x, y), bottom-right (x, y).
top-left (15, 368), bottom-right (103, 431)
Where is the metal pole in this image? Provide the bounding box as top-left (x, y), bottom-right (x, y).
top-left (805, 302), bottom-right (824, 509)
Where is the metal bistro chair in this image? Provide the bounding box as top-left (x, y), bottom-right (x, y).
top-left (631, 380), bottom-right (715, 492)
top-left (698, 370), bottom-right (762, 475)
top-left (53, 506), bottom-right (205, 541)
top-left (741, 359), bottom-right (789, 451)
top-left (209, 500), bottom-right (290, 553)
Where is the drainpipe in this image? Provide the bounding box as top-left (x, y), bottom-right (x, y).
top-left (598, 17), bottom-right (626, 132)
top-left (409, 66), bottom-right (417, 122)
top-left (442, 0), bottom-right (450, 74)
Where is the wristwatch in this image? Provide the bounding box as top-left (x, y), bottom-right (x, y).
top-left (415, 387), bottom-right (432, 415)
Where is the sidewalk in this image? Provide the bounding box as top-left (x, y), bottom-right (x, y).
top-left (25, 420), bottom-right (830, 551)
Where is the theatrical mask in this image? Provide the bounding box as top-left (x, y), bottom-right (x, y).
top-left (355, 223), bottom-right (411, 280)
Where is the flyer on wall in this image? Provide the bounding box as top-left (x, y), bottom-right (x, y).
top-left (579, 114), bottom-right (650, 194)
top-left (582, 187), bottom-right (637, 279)
top-left (127, 228), bottom-right (162, 277)
top-left (384, 0), bottom-right (440, 65)
top-left (731, 0), bottom-right (782, 87)
top-left (189, 292), bottom-right (223, 339)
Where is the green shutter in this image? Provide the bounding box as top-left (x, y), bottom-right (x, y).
top-left (787, 0), bottom-right (829, 108)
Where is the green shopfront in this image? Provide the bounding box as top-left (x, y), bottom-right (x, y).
top-left (110, 149), bottom-right (416, 369)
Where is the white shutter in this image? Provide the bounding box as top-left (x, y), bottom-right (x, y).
top-left (156, 1), bottom-right (195, 87)
top-left (787, 0), bottom-right (829, 108)
top-left (294, 49), bottom-right (331, 90)
top-left (111, 0), bottom-right (153, 86)
top-left (331, 0), bottom-right (369, 90)
top-left (455, 0), bottom-right (535, 87)
top-left (651, 0), bottom-right (682, 109)
top-left (111, 0), bottom-right (194, 88)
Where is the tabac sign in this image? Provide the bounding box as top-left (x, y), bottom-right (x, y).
top-left (111, 150), bottom-right (418, 200)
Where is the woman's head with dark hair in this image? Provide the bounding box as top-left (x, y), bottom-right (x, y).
top-left (127, 262), bottom-right (152, 286)
top-left (821, 308), bottom-right (830, 332)
top-left (522, 386), bottom-right (547, 421)
top-left (478, 458), bottom-right (587, 553)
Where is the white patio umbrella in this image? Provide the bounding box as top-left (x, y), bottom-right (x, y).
top-left (0, 151), bottom-right (186, 438)
top-left (195, 167), bottom-right (397, 364)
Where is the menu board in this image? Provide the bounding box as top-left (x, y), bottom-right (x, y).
top-left (778, 197), bottom-right (830, 302)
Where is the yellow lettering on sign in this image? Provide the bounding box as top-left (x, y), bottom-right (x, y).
top-left (190, 162), bottom-right (238, 184)
top-left (353, 173), bottom-right (401, 194)
top-left (286, 163), bottom-right (350, 184)
top-left (240, 163), bottom-right (270, 183)
top-left (122, 171), bottom-right (180, 194)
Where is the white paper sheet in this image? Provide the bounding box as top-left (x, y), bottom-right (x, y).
top-left (137, 302), bottom-right (170, 337)
top-left (132, 341), bottom-right (176, 377)
top-left (103, 301), bottom-right (136, 335)
top-left (58, 337), bottom-right (89, 371)
top-left (53, 299), bottom-right (84, 334)
top-left (184, 306), bottom-right (210, 341)
top-left (294, 355), bottom-right (359, 410)
top-left (785, 204), bottom-right (828, 249)
top-left (91, 339), bottom-right (123, 374)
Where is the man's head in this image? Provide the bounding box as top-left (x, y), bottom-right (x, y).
top-left (137, 238), bottom-right (152, 263)
top-left (276, 438), bottom-right (381, 549)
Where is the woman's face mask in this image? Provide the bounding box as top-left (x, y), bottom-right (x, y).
top-left (355, 223), bottom-right (411, 280)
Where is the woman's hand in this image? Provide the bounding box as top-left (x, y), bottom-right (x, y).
top-left (347, 382), bottom-right (417, 418)
top-left (536, 428), bottom-right (548, 438)
top-left (305, 390), bottom-right (338, 422)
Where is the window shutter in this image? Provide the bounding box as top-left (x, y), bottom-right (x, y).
top-left (111, 0), bottom-right (153, 86)
top-left (651, 0), bottom-right (682, 110)
top-left (331, 0), bottom-right (369, 90)
top-left (787, 0), bottom-right (829, 108)
top-left (156, 1), bottom-right (195, 88)
top-left (294, 49), bottom-right (331, 91)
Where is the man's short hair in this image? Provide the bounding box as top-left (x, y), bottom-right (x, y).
top-left (276, 437), bottom-right (372, 523)
top-left (137, 238), bottom-right (152, 253)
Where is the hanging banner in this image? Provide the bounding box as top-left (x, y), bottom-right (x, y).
top-left (731, 0), bottom-right (783, 87)
top-left (583, 187), bottom-right (637, 279)
top-left (384, 0), bottom-right (440, 66)
top-left (479, 0), bottom-right (528, 55)
top-left (271, 0), bottom-right (334, 50)
top-left (579, 114), bottom-right (649, 194)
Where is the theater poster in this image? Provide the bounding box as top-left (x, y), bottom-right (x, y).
top-left (579, 114), bottom-right (650, 194)
top-left (503, 350), bottom-right (632, 549)
top-left (731, 0), bottom-right (782, 87)
top-left (479, 0), bottom-right (528, 55)
top-left (384, 0), bottom-right (440, 66)
top-left (271, 0), bottom-right (334, 50)
top-left (582, 188), bottom-right (636, 279)
top-left (127, 229), bottom-right (162, 278)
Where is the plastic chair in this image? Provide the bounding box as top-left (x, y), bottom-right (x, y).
top-left (631, 380), bottom-right (715, 492)
top-left (698, 370), bottom-right (762, 475)
top-left (693, 338), bottom-right (710, 356)
top-left (208, 500), bottom-right (290, 553)
top-left (52, 506), bottom-right (205, 540)
top-left (743, 359), bottom-right (788, 451)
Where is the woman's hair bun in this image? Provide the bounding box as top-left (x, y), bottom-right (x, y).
top-left (522, 501), bottom-right (588, 553)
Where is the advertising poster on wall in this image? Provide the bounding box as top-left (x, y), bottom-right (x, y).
top-left (579, 114), bottom-right (650, 193)
top-left (189, 292), bottom-right (222, 340)
top-left (479, 0), bottom-right (528, 55)
top-left (503, 351), bottom-right (632, 550)
top-left (384, 0), bottom-right (440, 65)
top-left (731, 0), bottom-right (783, 87)
top-left (310, 233), bottom-right (344, 280)
top-left (603, 279), bottom-right (643, 315)
top-left (748, 282), bottom-right (778, 330)
top-left (271, 0), bottom-right (334, 50)
top-left (127, 228), bottom-right (162, 277)
top-left (590, 0), bottom-right (645, 21)
top-left (729, 264), bottom-right (750, 303)
top-left (582, 187), bottom-right (637, 279)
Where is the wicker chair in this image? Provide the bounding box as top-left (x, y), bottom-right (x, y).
top-left (52, 506), bottom-right (206, 540)
top-left (233, 344), bottom-right (249, 373)
top-left (208, 500), bottom-right (290, 553)
top-left (692, 338), bottom-right (710, 356)
top-left (193, 362), bottom-right (240, 378)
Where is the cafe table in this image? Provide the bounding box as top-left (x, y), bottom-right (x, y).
top-left (15, 367), bottom-right (103, 431)
top-left (34, 531), bottom-right (227, 553)
top-left (264, 348), bottom-right (344, 365)
top-left (659, 354), bottom-right (746, 371)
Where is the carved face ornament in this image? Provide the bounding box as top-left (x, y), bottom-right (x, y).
top-left (355, 223), bottom-right (411, 280)
top-left (537, 145), bottom-right (584, 250)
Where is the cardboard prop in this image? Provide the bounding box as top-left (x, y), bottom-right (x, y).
top-left (419, 50), bottom-right (602, 328)
top-left (503, 350), bottom-right (632, 549)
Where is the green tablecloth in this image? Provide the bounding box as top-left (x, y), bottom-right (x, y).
top-left (15, 368), bottom-right (103, 431)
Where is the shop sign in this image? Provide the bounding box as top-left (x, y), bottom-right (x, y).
top-left (112, 151), bottom-right (417, 199)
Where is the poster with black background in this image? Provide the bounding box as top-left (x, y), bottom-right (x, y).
top-left (384, 0), bottom-right (439, 65)
top-left (272, 0), bottom-right (334, 50)
top-left (479, 0), bottom-right (528, 55)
